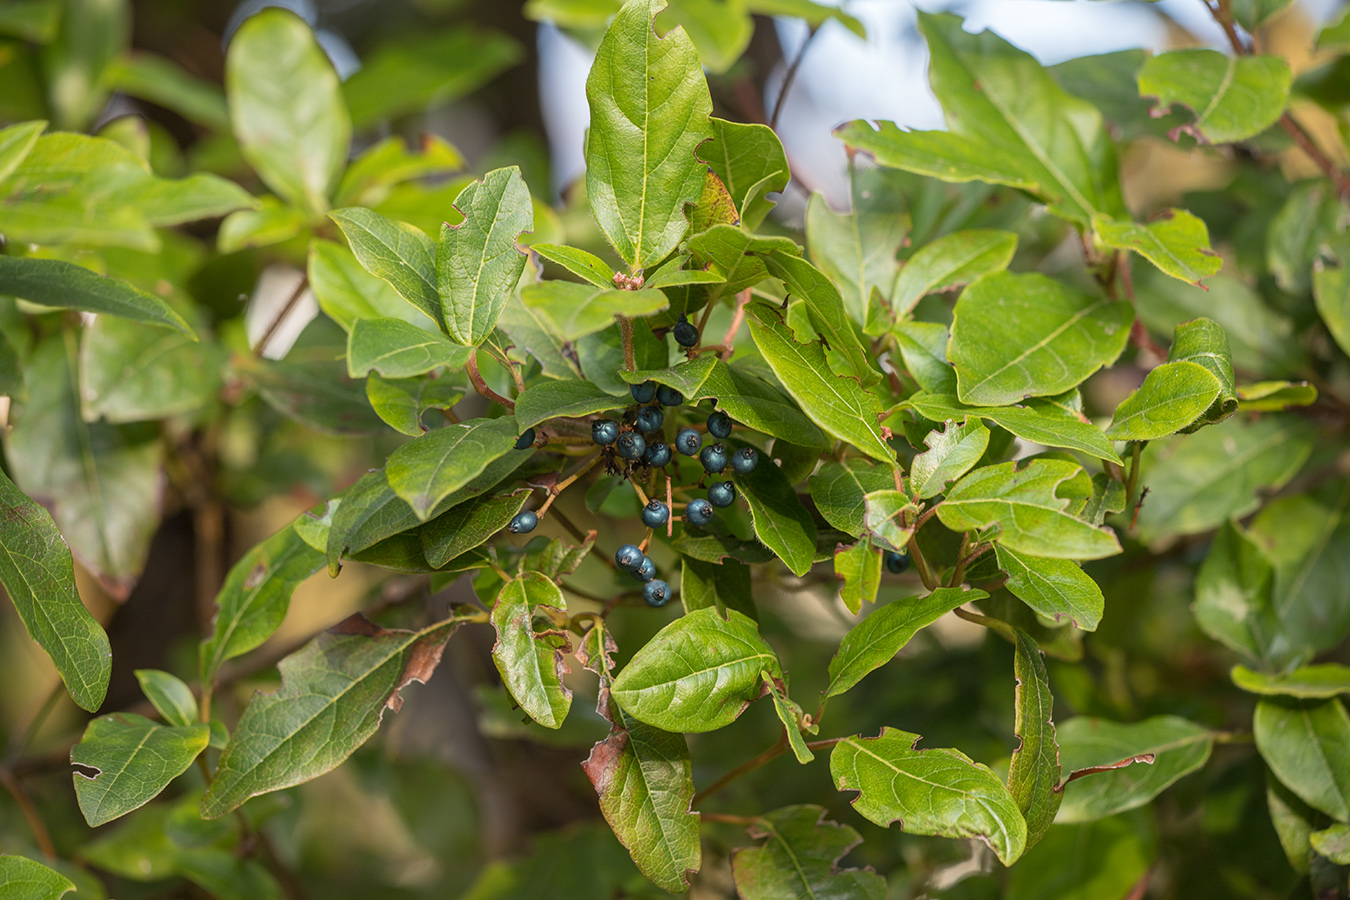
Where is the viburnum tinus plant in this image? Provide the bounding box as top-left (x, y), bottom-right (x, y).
top-left (2, 0), bottom-right (1350, 897)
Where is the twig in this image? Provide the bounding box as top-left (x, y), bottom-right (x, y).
top-left (617, 316), bottom-right (636, 372)
top-left (693, 736), bottom-right (788, 807)
top-left (0, 768), bottom-right (55, 858)
top-left (465, 350), bottom-right (516, 410)
top-left (720, 290), bottom-right (752, 360)
top-left (254, 276), bottom-right (309, 358)
top-left (537, 452), bottom-right (603, 517)
top-left (770, 26), bottom-right (818, 131)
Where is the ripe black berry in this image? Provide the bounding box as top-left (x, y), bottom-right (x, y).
top-left (634, 406), bottom-right (664, 434)
top-left (642, 499), bottom-right (670, 528)
top-left (685, 498), bottom-right (714, 526)
top-left (675, 428), bottom-right (702, 457)
top-left (507, 510), bottom-right (538, 534)
top-left (700, 443), bottom-right (728, 474)
top-left (673, 315), bottom-right (699, 348)
top-left (514, 428), bottom-right (536, 450)
top-left (615, 544), bottom-right (643, 570)
top-left (657, 385), bottom-right (683, 408)
top-left (731, 446), bottom-right (759, 475)
top-left (885, 550), bottom-right (910, 574)
top-left (616, 431), bottom-right (646, 460)
top-left (632, 555), bottom-right (656, 582)
top-left (592, 419), bottom-right (619, 445)
top-left (630, 380), bottom-right (657, 404)
top-left (707, 481), bottom-right (736, 508)
top-left (644, 441), bottom-right (672, 467)
top-left (707, 411), bottom-right (732, 439)
top-left (643, 579), bottom-right (671, 607)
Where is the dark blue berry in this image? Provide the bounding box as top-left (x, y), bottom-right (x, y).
top-left (507, 510), bottom-right (538, 534)
top-left (685, 498), bottom-right (714, 526)
top-left (700, 443), bottom-right (728, 474)
top-left (616, 431), bottom-right (646, 460)
top-left (642, 499), bottom-right (670, 528)
top-left (707, 481), bottom-right (736, 508)
top-left (707, 411), bottom-right (732, 439)
top-left (675, 428), bottom-right (702, 457)
top-left (673, 315), bottom-right (699, 348)
top-left (731, 446), bottom-right (759, 475)
top-left (885, 550), bottom-right (910, 574)
top-left (644, 441), bottom-right (672, 467)
top-left (643, 579), bottom-right (671, 607)
top-left (630, 380), bottom-right (657, 404)
top-left (657, 385), bottom-right (684, 408)
top-left (632, 555), bottom-right (656, 582)
top-left (592, 419), bottom-right (619, 445)
top-left (615, 544), bottom-right (643, 570)
top-left (634, 406), bottom-right (664, 434)
top-left (514, 428), bottom-right (536, 450)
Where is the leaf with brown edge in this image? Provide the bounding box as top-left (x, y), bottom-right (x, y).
top-left (491, 572), bottom-right (573, 730)
top-left (1007, 629), bottom-right (1061, 851)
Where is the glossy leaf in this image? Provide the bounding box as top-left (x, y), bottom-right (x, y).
top-left (912, 417), bottom-right (989, 500)
top-left (366, 373), bottom-right (464, 435)
top-left (1104, 361), bottom-right (1221, 441)
top-left (826, 589), bottom-right (982, 699)
top-left (0, 856), bottom-right (75, 900)
top-left (532, 243), bottom-right (615, 288)
top-left (758, 250), bottom-right (876, 383)
top-left (1056, 715), bottom-right (1214, 822)
top-left (346, 317), bottom-right (470, 378)
top-left (386, 417), bottom-right (521, 519)
top-left (438, 167), bottom-right (533, 346)
top-left (0, 467), bottom-right (110, 712)
top-left (890, 229), bottom-right (1017, 318)
top-left (72, 713), bottom-right (209, 826)
top-left (737, 453), bottom-right (818, 577)
top-left (1253, 698), bottom-right (1350, 821)
top-left (421, 490), bottom-right (530, 568)
top-left (585, 0), bottom-right (712, 269)
top-left (226, 8), bottom-right (349, 215)
top-left (810, 460), bottom-right (895, 538)
top-left (747, 303), bottom-right (894, 465)
top-left (514, 378), bottom-right (623, 431)
top-left (1007, 629), bottom-right (1060, 849)
top-left (1166, 316), bottom-right (1237, 429)
top-left (995, 545), bottom-right (1104, 632)
top-left (831, 728), bottom-right (1027, 865)
top-left (1138, 50), bottom-right (1291, 144)
top-left (699, 117), bottom-right (789, 230)
top-left (329, 208), bottom-right (442, 328)
top-left (948, 272), bottom-right (1132, 406)
top-left (938, 460), bottom-right (1122, 560)
top-left (1093, 210), bottom-right (1221, 286)
top-left (732, 805), bottom-right (885, 900)
top-left (833, 541), bottom-right (882, 615)
top-left (520, 282), bottom-right (668, 342)
top-left (0, 256), bottom-right (193, 336)
top-left (805, 172), bottom-right (908, 328)
top-left (201, 617), bottom-right (457, 818)
top-left (1233, 664), bottom-right (1350, 699)
top-left (681, 556), bottom-right (756, 620)
top-left (491, 573), bottom-right (572, 729)
top-left (134, 669), bottom-right (197, 728)
top-left (902, 391), bottom-right (1121, 464)
top-left (612, 607), bottom-right (781, 733)
top-left (696, 359), bottom-right (830, 450)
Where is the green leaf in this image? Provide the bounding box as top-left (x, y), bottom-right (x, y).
top-left (903, 391), bottom-right (1121, 464)
top-left (226, 8), bottom-right (349, 215)
top-left (699, 117), bottom-right (789, 230)
top-left (1166, 316), bottom-right (1237, 429)
top-left (585, 0), bottom-right (712, 269)
top-left (200, 508), bottom-right (328, 686)
top-left (1138, 50), bottom-right (1291, 144)
top-left (218, 198), bottom-right (306, 253)
top-left (245, 353), bottom-right (386, 436)
top-left (833, 541), bottom-right (882, 615)
top-left (309, 239), bottom-right (437, 332)
top-left (335, 134), bottom-right (464, 208)
top-left (421, 490), bottom-right (530, 568)
top-left (514, 378), bottom-right (623, 431)
top-left (747, 303), bottom-right (894, 465)
top-left (347, 317), bottom-right (470, 378)
top-left (1135, 415), bottom-right (1314, 543)
top-left (619, 354), bottom-right (717, 398)
top-left (103, 53), bottom-right (229, 130)
top-left (1056, 715), bottom-right (1214, 822)
top-left (826, 588), bottom-right (982, 699)
top-left (0, 256), bottom-right (193, 336)
top-left (1007, 630), bottom-right (1061, 850)
top-left (1093, 210), bottom-right (1221, 286)
top-left (863, 489), bottom-right (916, 553)
top-left (0, 120), bottom-right (45, 184)
top-left (1267, 775), bottom-right (1316, 876)
top-left (1233, 664), bottom-right (1350, 699)
top-left (578, 319), bottom-right (669, 393)
top-left (1231, 0), bottom-right (1294, 29)
top-left (831, 728), bottom-right (1028, 865)
top-left (0, 855), bottom-right (75, 900)
top-left (912, 417), bottom-right (990, 500)
top-left (805, 173), bottom-right (909, 328)
top-left (948, 272), bottom-right (1132, 407)
top-left (532, 243), bottom-right (616, 288)
top-left (386, 417), bottom-right (521, 519)
top-left (134, 669), bottom-right (198, 728)
top-left (0, 467), bottom-right (110, 712)
top-left (1253, 698), bottom-right (1350, 821)
top-left (438, 167), bottom-right (533, 346)
top-left (1315, 261), bottom-right (1350, 361)
top-left (612, 607), bottom-right (781, 733)
top-left (1193, 521), bottom-right (1277, 663)
top-left (938, 460), bottom-right (1121, 560)
top-left (491, 573), bottom-right (572, 729)
top-left (1312, 823), bottom-right (1350, 865)
top-left (0, 1), bottom-right (58, 42)
top-left (72, 713), bottom-right (209, 826)
top-left (681, 556), bottom-right (756, 620)
top-left (658, 0), bottom-right (751, 74)
top-left (329, 208), bottom-right (442, 328)
top-left (764, 673), bottom-right (814, 764)
top-left (366, 373), bottom-right (463, 435)
top-left (744, 0), bottom-right (865, 36)
top-left (995, 545), bottom-right (1104, 632)
top-left (1006, 813), bottom-right (1155, 900)
top-left (201, 616), bottom-right (457, 818)
top-left (79, 313), bottom-right (221, 423)
top-left (521, 282), bottom-right (668, 343)
top-left (695, 359), bottom-right (830, 450)
top-left (810, 460), bottom-right (895, 538)
top-left (737, 454), bottom-right (818, 576)
top-left (1236, 380), bottom-right (1317, 412)
top-left (1104, 361), bottom-right (1222, 441)
top-left (757, 250), bottom-right (877, 383)
top-left (890, 229), bottom-right (1017, 318)
top-left (836, 12), bottom-right (1124, 229)
top-left (732, 805), bottom-right (885, 900)
top-left (688, 225), bottom-right (800, 302)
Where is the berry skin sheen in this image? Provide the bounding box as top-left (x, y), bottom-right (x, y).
top-left (643, 579), bottom-right (671, 607)
top-left (885, 550), bottom-right (910, 574)
top-left (707, 481), bottom-right (736, 508)
top-left (616, 431), bottom-right (646, 460)
top-left (731, 446), bottom-right (759, 475)
top-left (656, 385), bottom-right (684, 408)
top-left (507, 510), bottom-right (538, 534)
top-left (634, 406), bottom-right (664, 434)
top-left (700, 443), bottom-right (728, 474)
top-left (633, 555), bottom-right (656, 582)
top-left (514, 428), bottom-right (535, 450)
top-left (707, 411), bottom-right (732, 439)
top-left (615, 544), bottom-right (643, 570)
top-left (673, 317), bottom-right (699, 348)
top-left (642, 499), bottom-right (670, 528)
top-left (675, 428), bottom-right (702, 457)
top-left (630, 380), bottom-right (657, 404)
top-left (644, 441), bottom-right (672, 467)
top-left (592, 419), bottom-right (619, 446)
top-left (685, 498), bottom-right (714, 526)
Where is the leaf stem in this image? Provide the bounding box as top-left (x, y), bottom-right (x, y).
top-left (0, 768), bottom-right (55, 858)
top-left (465, 350), bottom-right (516, 410)
top-left (1125, 440), bottom-right (1145, 525)
top-left (617, 315), bottom-right (636, 372)
top-left (537, 452), bottom-right (603, 517)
